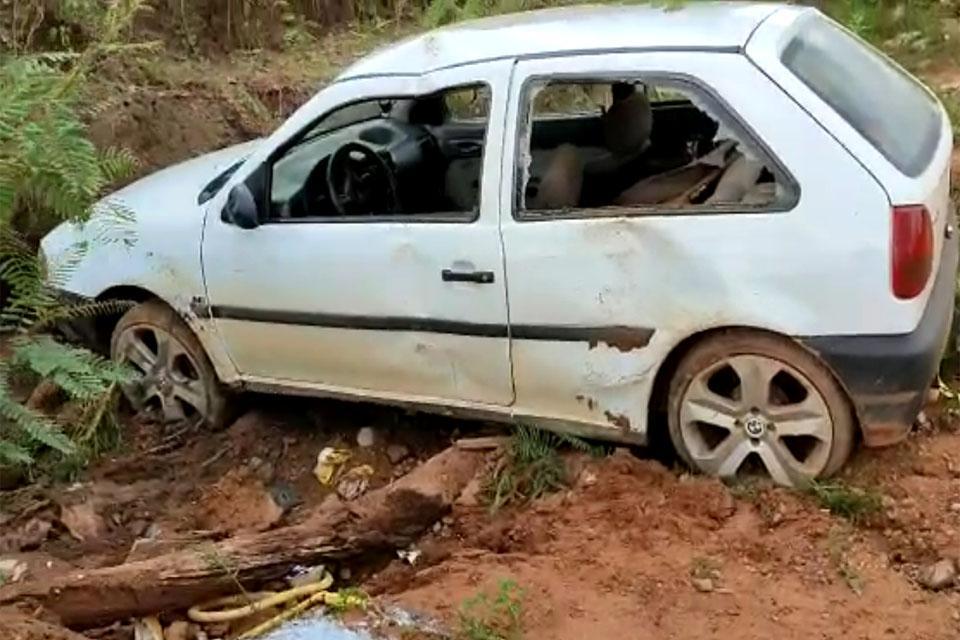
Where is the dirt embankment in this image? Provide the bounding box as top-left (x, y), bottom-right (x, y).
top-left (373, 439), bottom-right (960, 640)
top-left (1, 397), bottom-right (960, 639)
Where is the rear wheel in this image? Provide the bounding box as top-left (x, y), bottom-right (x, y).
top-left (667, 331), bottom-right (855, 487)
top-left (111, 300), bottom-right (229, 429)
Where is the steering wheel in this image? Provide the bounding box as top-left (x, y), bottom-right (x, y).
top-left (325, 142), bottom-right (399, 216)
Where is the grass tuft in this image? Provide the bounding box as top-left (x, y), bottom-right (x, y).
top-left (458, 579), bottom-right (525, 640)
top-left (805, 480), bottom-right (883, 524)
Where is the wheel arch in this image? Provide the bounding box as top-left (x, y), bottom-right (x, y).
top-left (96, 284), bottom-right (241, 386)
top-left (646, 325), bottom-right (861, 447)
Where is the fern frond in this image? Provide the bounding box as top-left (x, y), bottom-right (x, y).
top-left (0, 439), bottom-right (33, 466)
top-left (34, 299), bottom-right (134, 332)
top-left (12, 336), bottom-right (132, 401)
top-left (0, 368), bottom-right (75, 455)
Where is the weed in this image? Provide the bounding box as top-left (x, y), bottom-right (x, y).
top-left (485, 424), bottom-right (605, 512)
top-left (806, 480), bottom-right (883, 524)
top-left (196, 542), bottom-right (251, 601)
top-left (726, 477), bottom-right (763, 502)
top-left (827, 525), bottom-right (865, 595)
top-left (326, 586), bottom-right (369, 614)
top-left (458, 579), bottom-right (524, 640)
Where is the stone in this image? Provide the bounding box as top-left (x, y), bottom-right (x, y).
top-left (0, 558), bottom-right (27, 583)
top-left (692, 577), bottom-right (714, 593)
top-left (386, 443), bottom-right (410, 464)
top-left (164, 620), bottom-right (198, 640)
top-left (918, 558), bottom-right (957, 591)
top-left (59, 503), bottom-right (107, 542)
top-left (356, 427), bottom-right (376, 448)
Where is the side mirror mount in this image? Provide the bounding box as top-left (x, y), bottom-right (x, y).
top-left (222, 183), bottom-right (261, 230)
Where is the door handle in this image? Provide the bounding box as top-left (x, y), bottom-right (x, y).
top-left (442, 269), bottom-right (495, 284)
top-left (452, 140), bottom-right (482, 155)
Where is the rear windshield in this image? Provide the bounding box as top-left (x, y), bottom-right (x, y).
top-left (781, 17), bottom-right (941, 177)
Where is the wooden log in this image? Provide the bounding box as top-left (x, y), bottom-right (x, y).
top-left (0, 447), bottom-right (482, 629)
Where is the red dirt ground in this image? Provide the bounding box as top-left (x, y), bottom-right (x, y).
top-left (369, 420), bottom-right (960, 640)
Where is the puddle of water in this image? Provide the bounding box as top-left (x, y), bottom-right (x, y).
top-left (259, 613), bottom-right (374, 640)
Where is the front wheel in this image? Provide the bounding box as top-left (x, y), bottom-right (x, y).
top-left (111, 300), bottom-right (229, 429)
top-left (666, 331), bottom-right (855, 487)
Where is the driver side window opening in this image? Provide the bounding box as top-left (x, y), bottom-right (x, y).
top-left (516, 76), bottom-right (796, 218)
top-left (268, 83), bottom-right (491, 221)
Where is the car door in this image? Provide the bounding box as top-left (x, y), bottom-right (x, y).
top-left (200, 60), bottom-right (515, 407)
top-left (498, 51), bottom-right (888, 440)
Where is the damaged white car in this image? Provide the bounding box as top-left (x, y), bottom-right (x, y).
top-left (42, 3), bottom-right (956, 486)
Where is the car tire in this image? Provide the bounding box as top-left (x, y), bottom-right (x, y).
top-left (666, 330), bottom-right (855, 486)
top-left (111, 300), bottom-right (230, 429)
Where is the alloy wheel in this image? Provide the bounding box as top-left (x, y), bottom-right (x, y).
top-left (114, 324), bottom-right (209, 425)
top-left (678, 354), bottom-right (833, 487)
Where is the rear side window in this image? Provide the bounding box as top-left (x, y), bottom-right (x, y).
top-left (781, 17), bottom-right (941, 177)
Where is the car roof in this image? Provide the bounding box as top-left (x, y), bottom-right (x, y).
top-left (337, 2), bottom-right (794, 80)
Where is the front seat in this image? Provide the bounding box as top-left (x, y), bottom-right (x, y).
top-left (530, 143), bottom-right (584, 210)
top-left (530, 88), bottom-right (653, 210)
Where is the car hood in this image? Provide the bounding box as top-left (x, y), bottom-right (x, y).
top-left (109, 138), bottom-right (263, 213)
top-left (40, 138), bottom-right (263, 295)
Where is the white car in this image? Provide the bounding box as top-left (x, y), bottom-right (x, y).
top-left (43, 3), bottom-right (957, 486)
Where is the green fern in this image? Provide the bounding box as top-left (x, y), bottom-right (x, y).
top-left (0, 1), bottom-right (146, 469)
top-left (12, 336), bottom-right (129, 401)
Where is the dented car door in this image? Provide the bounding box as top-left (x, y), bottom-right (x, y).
top-left (201, 61), bottom-right (516, 407)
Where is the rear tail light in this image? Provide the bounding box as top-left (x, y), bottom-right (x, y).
top-left (891, 204), bottom-right (933, 299)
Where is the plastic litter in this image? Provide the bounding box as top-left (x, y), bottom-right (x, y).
top-left (313, 448), bottom-right (351, 486)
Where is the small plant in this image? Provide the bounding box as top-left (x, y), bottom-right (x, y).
top-left (458, 579), bottom-right (524, 640)
top-left (486, 424), bottom-right (605, 512)
top-left (326, 586), bottom-right (369, 614)
top-left (806, 480), bottom-right (883, 524)
top-left (196, 542), bottom-right (251, 600)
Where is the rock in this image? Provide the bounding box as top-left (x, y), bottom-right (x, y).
top-left (60, 502), bottom-right (107, 543)
top-left (0, 557), bottom-right (27, 583)
top-left (0, 518), bottom-right (51, 553)
top-left (339, 566), bottom-right (352, 580)
top-left (951, 503), bottom-right (960, 513)
top-left (356, 427), bottom-right (376, 448)
top-left (164, 620), bottom-right (198, 640)
top-left (204, 622), bottom-right (230, 638)
top-left (386, 443), bottom-right (410, 464)
top-left (692, 577), bottom-right (715, 593)
top-left (918, 558), bottom-right (957, 591)
top-left (268, 482), bottom-right (300, 512)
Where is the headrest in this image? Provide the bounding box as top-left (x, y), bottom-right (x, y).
top-left (602, 92), bottom-right (653, 156)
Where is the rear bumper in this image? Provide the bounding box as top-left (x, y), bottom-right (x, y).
top-left (801, 225), bottom-right (958, 447)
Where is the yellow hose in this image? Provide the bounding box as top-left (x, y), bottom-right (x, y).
top-left (187, 571), bottom-right (334, 624)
